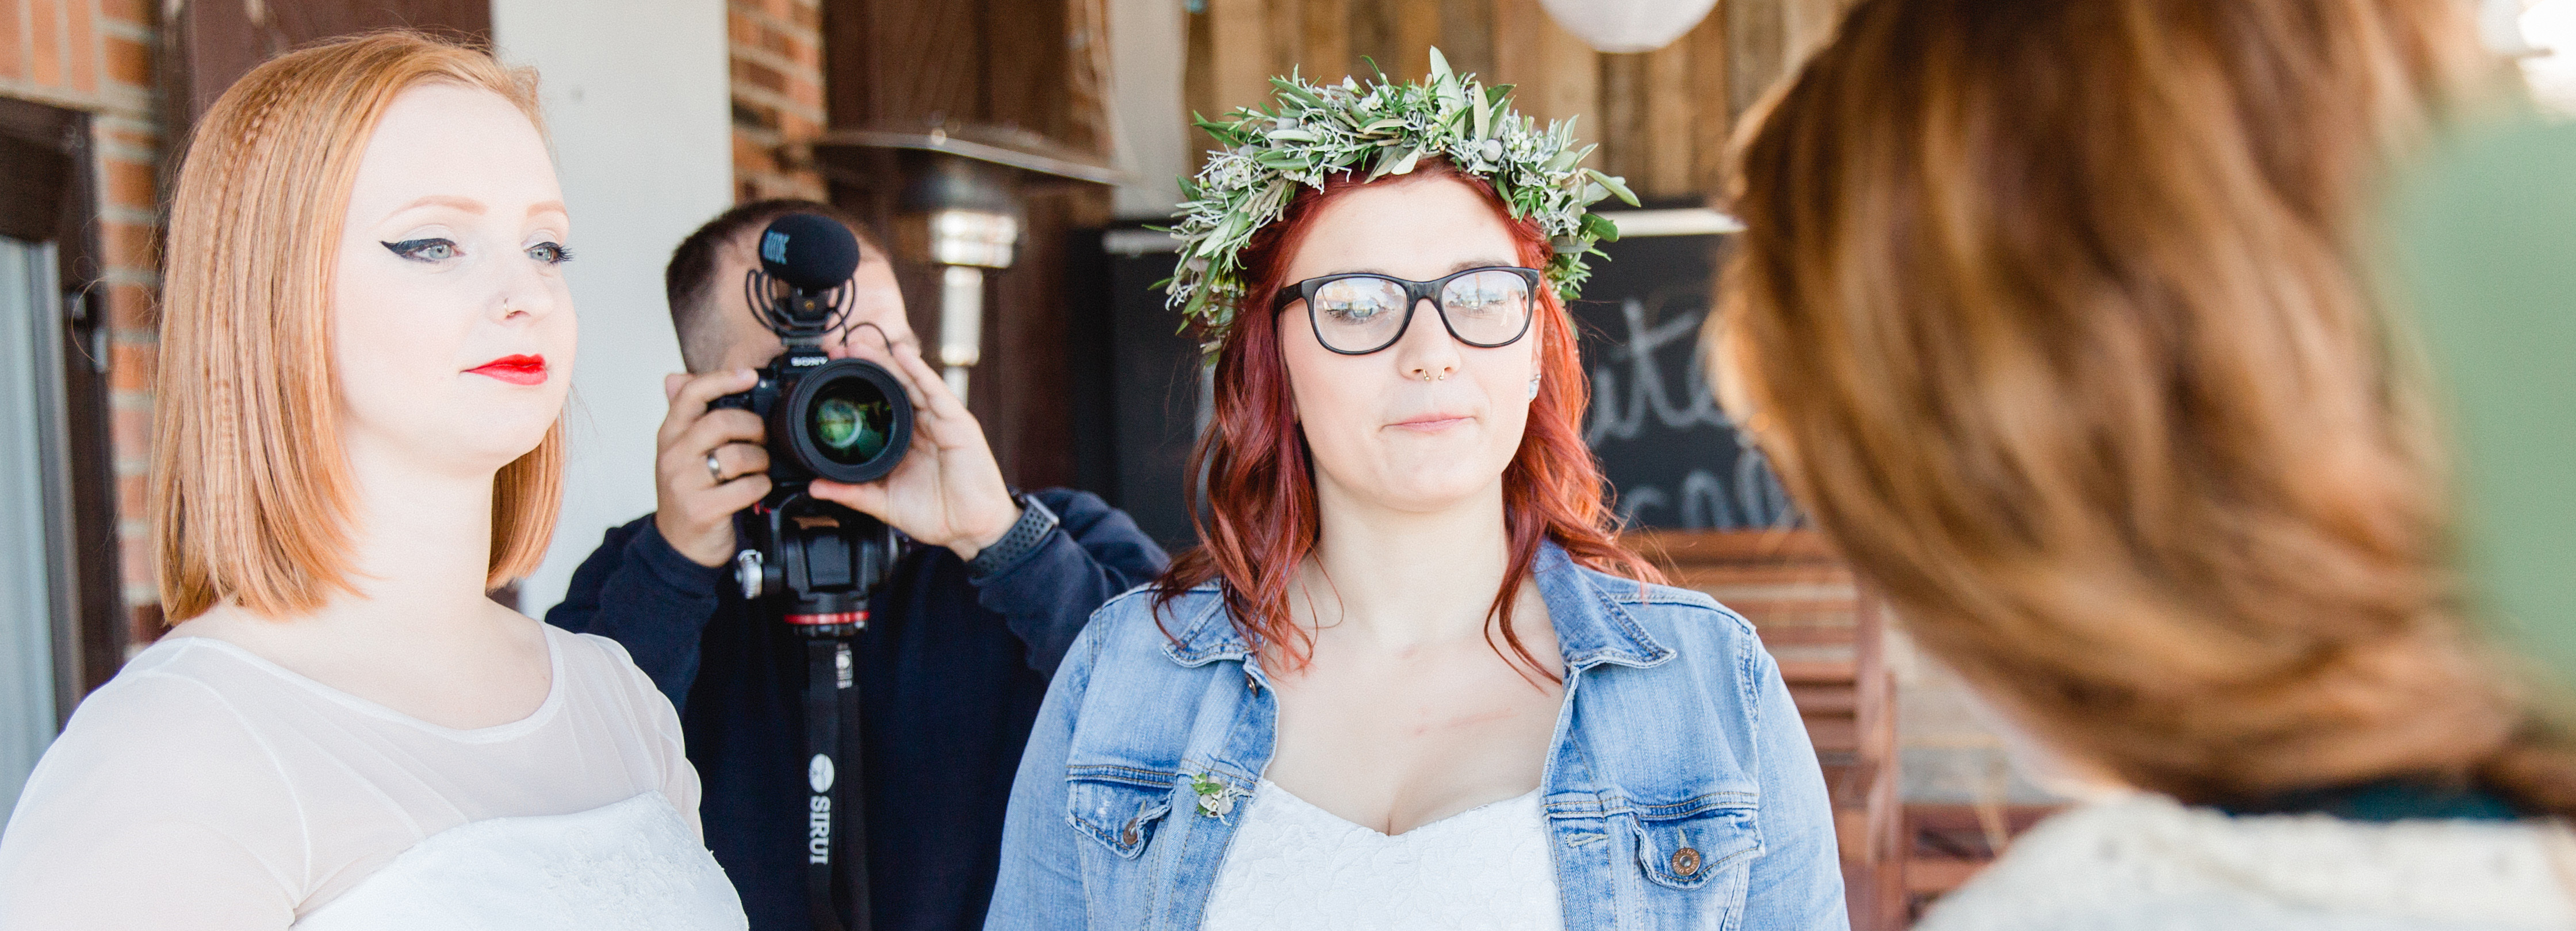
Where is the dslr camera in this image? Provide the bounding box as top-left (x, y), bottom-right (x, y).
top-left (713, 213), bottom-right (915, 636)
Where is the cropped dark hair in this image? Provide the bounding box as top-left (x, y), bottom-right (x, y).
top-left (664, 198), bottom-right (878, 371)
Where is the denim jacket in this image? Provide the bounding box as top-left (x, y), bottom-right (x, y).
top-left (985, 543), bottom-right (1849, 930)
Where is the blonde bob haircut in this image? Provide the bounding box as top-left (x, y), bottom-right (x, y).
top-left (152, 31), bottom-right (562, 622)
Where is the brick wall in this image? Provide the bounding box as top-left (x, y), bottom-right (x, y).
top-left (728, 0), bottom-right (825, 203)
top-left (1, 0), bottom-right (164, 639)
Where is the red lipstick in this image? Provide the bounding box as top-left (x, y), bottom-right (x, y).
top-left (467, 354), bottom-right (548, 386)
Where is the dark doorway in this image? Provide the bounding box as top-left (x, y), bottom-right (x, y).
top-left (0, 96), bottom-right (120, 814)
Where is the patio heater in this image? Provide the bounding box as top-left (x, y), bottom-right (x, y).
top-left (816, 125), bottom-right (1122, 403)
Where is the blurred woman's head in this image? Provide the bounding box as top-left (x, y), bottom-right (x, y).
top-left (1160, 159), bottom-right (1656, 674)
top-left (1714, 0), bottom-right (2570, 811)
top-left (153, 32), bottom-right (568, 621)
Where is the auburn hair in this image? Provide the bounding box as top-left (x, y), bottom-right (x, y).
top-left (1155, 161), bottom-right (1662, 678)
top-left (1715, 0), bottom-right (2576, 815)
top-left (153, 31), bottom-right (563, 621)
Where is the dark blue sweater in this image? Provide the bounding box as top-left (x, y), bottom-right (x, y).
top-left (545, 489), bottom-right (1166, 931)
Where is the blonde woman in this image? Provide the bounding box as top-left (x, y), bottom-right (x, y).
top-left (0, 33), bottom-right (744, 929)
top-left (1713, 0), bottom-right (2576, 927)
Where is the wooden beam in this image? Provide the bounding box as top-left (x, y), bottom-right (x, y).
top-left (1686, 9), bottom-right (1732, 200)
top-left (1394, 0), bottom-right (1440, 80)
top-left (1346, 0), bottom-right (1394, 79)
top-left (1644, 38), bottom-right (1695, 198)
top-left (1787, 0), bottom-right (1846, 63)
top-left (1436, 0), bottom-right (1495, 79)
top-left (1541, 13), bottom-right (1597, 136)
top-left (1597, 51), bottom-right (1646, 185)
top-left (1207, 0), bottom-right (1274, 115)
top-left (1302, 0), bottom-right (1352, 83)
top-left (1489, 0), bottom-right (1547, 100)
top-left (1267, 0), bottom-right (1307, 84)
top-left (1728, 0), bottom-right (1787, 124)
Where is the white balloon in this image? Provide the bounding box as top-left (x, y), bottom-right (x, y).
top-left (1536, 0), bottom-right (1722, 54)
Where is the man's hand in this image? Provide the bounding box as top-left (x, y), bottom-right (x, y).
top-left (654, 369), bottom-right (772, 567)
top-left (809, 346), bottom-right (1021, 562)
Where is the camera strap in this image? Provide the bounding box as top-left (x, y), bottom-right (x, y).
top-left (804, 638), bottom-right (870, 931)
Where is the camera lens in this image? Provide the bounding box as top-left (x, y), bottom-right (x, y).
top-left (781, 358), bottom-right (914, 484)
top-left (810, 384), bottom-right (891, 464)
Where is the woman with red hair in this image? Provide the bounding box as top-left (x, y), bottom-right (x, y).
top-left (987, 56), bottom-right (1846, 929)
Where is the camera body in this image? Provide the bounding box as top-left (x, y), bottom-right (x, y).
top-left (717, 213), bottom-right (916, 635)
top-left (710, 350), bottom-right (913, 487)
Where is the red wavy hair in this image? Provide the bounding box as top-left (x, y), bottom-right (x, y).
top-left (1154, 161), bottom-right (1662, 679)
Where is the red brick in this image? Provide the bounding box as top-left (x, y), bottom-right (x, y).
top-left (104, 125), bottom-right (157, 151)
top-left (118, 470), bottom-right (148, 517)
top-left (731, 133), bottom-right (772, 168)
top-left (132, 615), bottom-right (170, 647)
top-left (105, 283), bottom-right (156, 329)
top-left (101, 0), bottom-right (152, 27)
top-left (99, 220), bottom-right (159, 272)
top-left (66, 0), bottom-right (98, 93)
top-left (104, 156), bottom-right (155, 209)
top-left (112, 402), bottom-right (153, 460)
top-left (0, 0), bottom-right (21, 81)
top-left (105, 35), bottom-right (150, 88)
top-left (740, 59), bottom-right (785, 94)
top-left (784, 75), bottom-right (822, 110)
top-left (120, 529), bottom-right (155, 575)
top-left (129, 602), bottom-right (166, 643)
top-left (30, 0), bottom-right (64, 87)
top-left (109, 342), bottom-right (157, 392)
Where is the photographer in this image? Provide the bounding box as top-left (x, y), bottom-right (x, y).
top-left (546, 200), bottom-right (1166, 931)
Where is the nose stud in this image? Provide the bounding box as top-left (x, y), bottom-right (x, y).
top-left (1419, 371), bottom-right (1446, 382)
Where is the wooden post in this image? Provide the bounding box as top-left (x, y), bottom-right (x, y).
top-left (1208, 0), bottom-right (1275, 115)
top-left (1301, 0), bottom-right (1353, 82)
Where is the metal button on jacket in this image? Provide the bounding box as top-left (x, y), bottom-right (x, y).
top-left (1671, 846), bottom-right (1702, 877)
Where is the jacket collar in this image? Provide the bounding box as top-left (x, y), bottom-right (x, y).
top-left (1159, 541), bottom-right (1674, 672)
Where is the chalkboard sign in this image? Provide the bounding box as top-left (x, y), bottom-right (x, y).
top-left (1570, 228), bottom-right (1796, 530)
top-left (1083, 213), bottom-right (1796, 550)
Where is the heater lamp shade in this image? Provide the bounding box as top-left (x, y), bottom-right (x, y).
top-left (1536, 0), bottom-right (1720, 53)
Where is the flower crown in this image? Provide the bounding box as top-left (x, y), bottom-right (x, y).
top-left (1159, 48), bottom-right (1639, 350)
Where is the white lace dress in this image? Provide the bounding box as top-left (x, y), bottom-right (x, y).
top-left (0, 626), bottom-right (746, 930)
top-left (1203, 779), bottom-right (1565, 930)
top-left (1916, 792), bottom-right (2576, 930)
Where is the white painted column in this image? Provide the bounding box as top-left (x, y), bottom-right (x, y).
top-left (1108, 0), bottom-right (1190, 219)
top-left (490, 0), bottom-right (733, 615)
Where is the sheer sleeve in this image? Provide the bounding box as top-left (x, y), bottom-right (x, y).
top-left (580, 631), bottom-right (705, 843)
top-left (0, 666), bottom-right (307, 930)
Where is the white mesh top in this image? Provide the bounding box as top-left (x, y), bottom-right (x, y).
top-left (0, 624), bottom-right (744, 930)
top-left (1203, 779), bottom-right (1566, 930)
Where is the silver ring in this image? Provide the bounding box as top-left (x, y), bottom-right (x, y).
top-left (705, 451), bottom-right (725, 484)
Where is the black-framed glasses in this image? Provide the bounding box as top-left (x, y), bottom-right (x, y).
top-left (1271, 266), bottom-right (1541, 355)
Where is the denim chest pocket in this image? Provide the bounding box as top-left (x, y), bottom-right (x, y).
top-left (1629, 800), bottom-right (1760, 891)
top-left (1066, 768), bottom-right (1176, 859)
